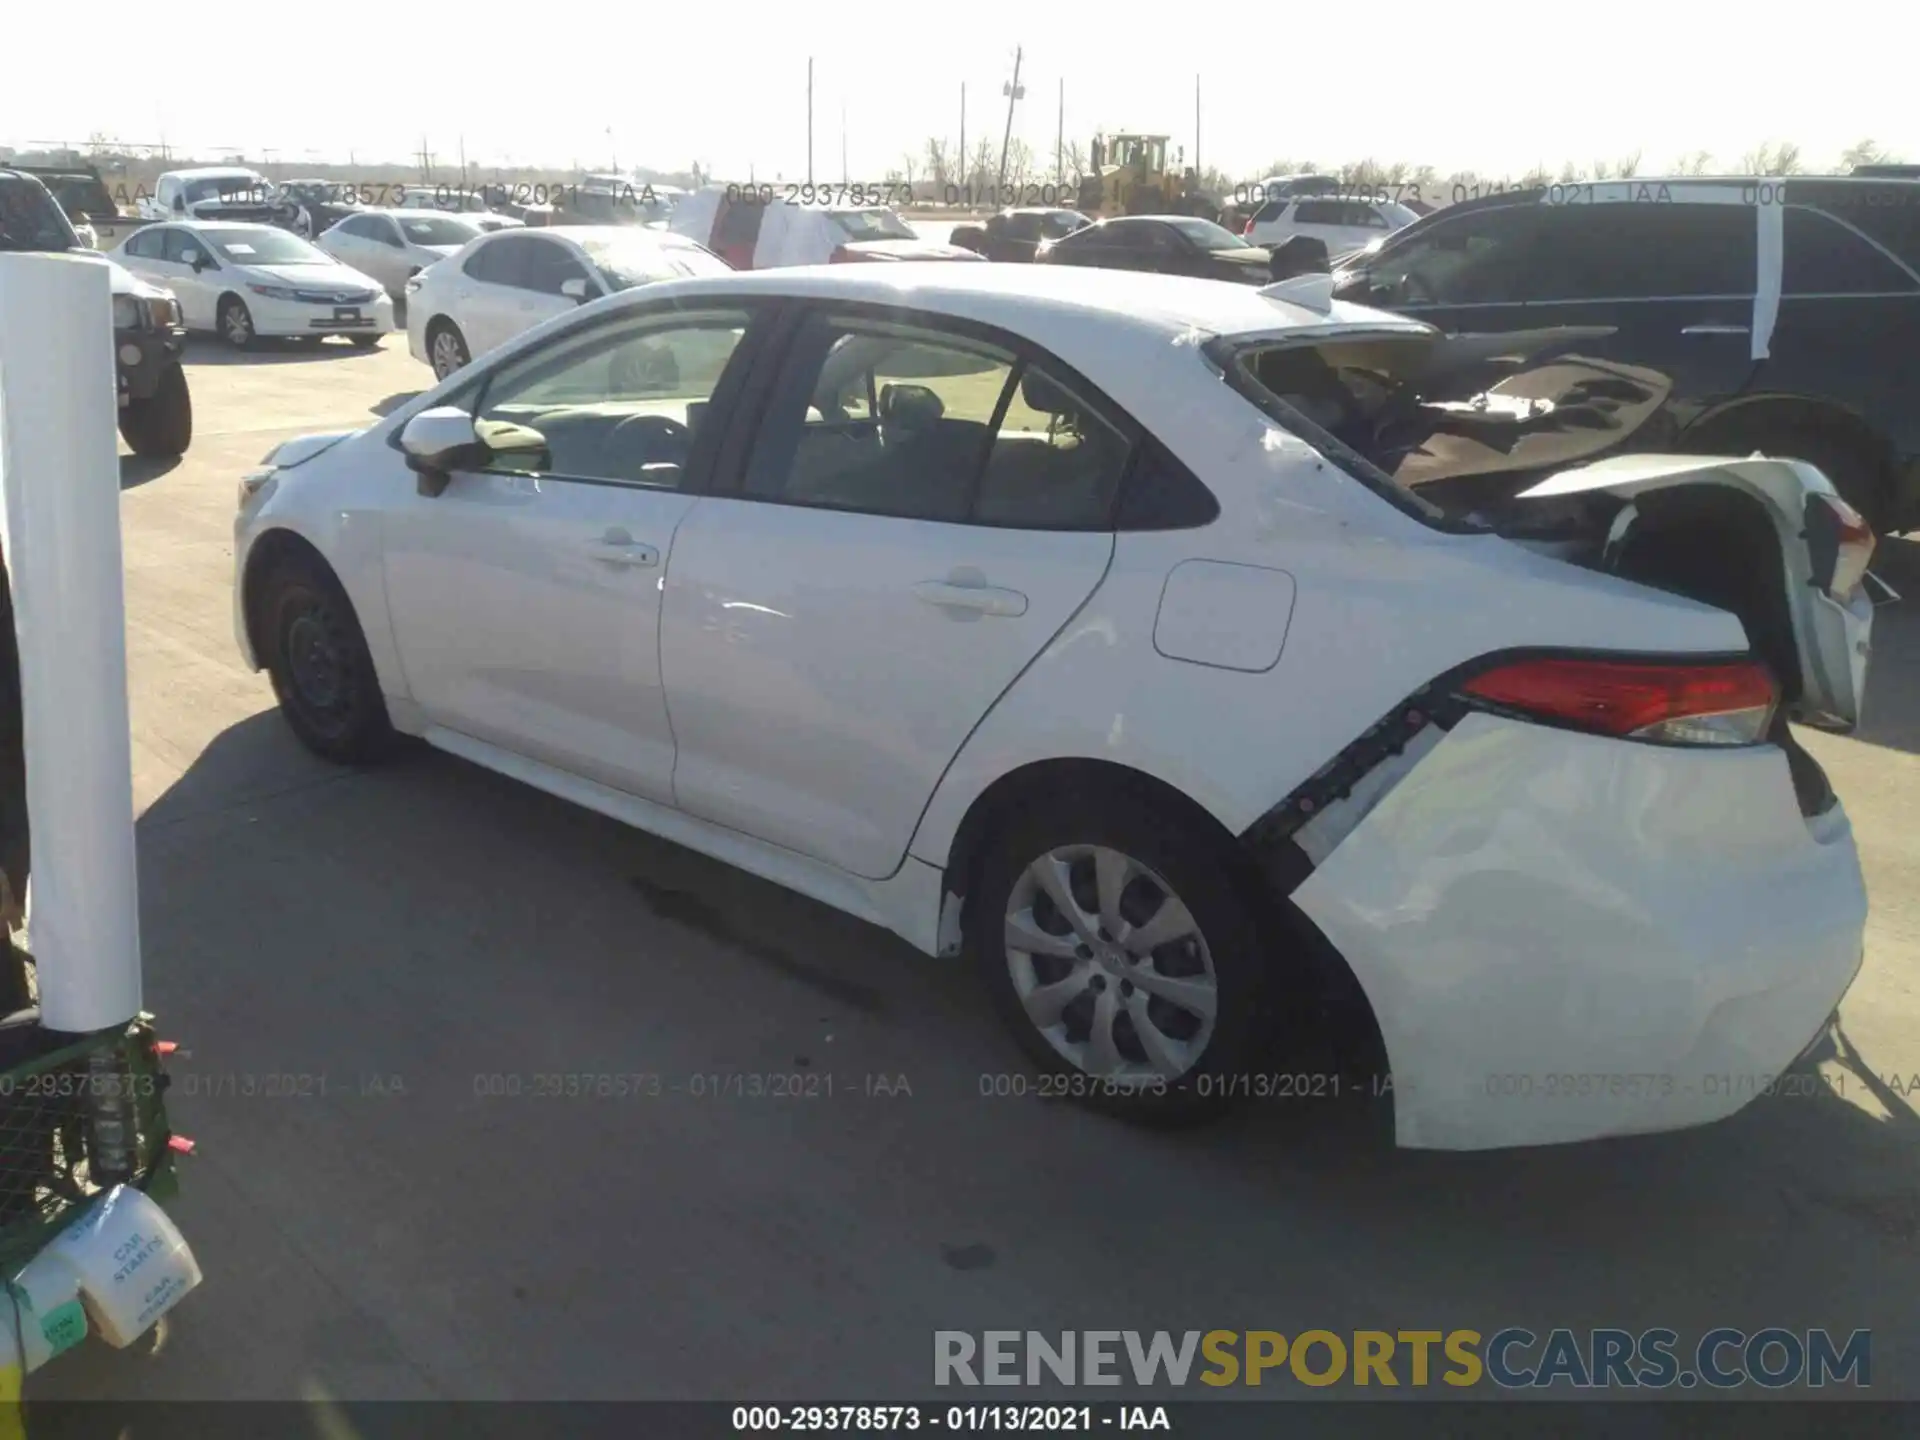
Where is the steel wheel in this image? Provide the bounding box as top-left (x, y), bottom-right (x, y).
top-left (1004, 845), bottom-right (1218, 1085)
top-left (430, 325), bottom-right (469, 378)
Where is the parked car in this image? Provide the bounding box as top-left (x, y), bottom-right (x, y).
top-left (406, 225), bottom-right (731, 377)
top-left (314, 209), bottom-right (484, 299)
top-left (111, 221), bottom-right (392, 350)
top-left (950, 208), bottom-right (1093, 261)
top-left (1, 168), bottom-right (190, 456)
top-left (1331, 176), bottom-right (1920, 531)
top-left (232, 262), bottom-right (1871, 1149)
top-left (1245, 195), bottom-right (1419, 255)
top-left (137, 167), bottom-right (299, 229)
top-left (397, 191), bottom-right (524, 233)
top-left (1036, 215), bottom-right (1274, 284)
top-left (669, 187), bottom-right (983, 268)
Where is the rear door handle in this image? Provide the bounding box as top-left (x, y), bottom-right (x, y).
top-left (1680, 324), bottom-right (1749, 336)
top-left (586, 531), bottom-right (659, 569)
top-left (913, 580), bottom-right (1028, 617)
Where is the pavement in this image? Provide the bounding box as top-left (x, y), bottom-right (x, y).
top-left (22, 327), bottom-right (1920, 1408)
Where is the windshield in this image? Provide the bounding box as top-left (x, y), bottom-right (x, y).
top-left (1168, 217), bottom-right (1250, 251)
top-left (399, 215), bottom-right (482, 246)
top-left (830, 209), bottom-right (916, 242)
top-left (183, 174), bottom-right (273, 205)
top-left (582, 238), bottom-right (732, 291)
top-left (0, 177), bottom-right (79, 252)
top-left (207, 226), bottom-right (331, 265)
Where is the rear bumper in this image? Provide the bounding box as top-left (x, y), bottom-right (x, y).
top-left (1290, 712), bottom-right (1868, 1150)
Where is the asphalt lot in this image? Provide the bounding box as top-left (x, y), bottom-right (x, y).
top-left (27, 326), bottom-right (1920, 1410)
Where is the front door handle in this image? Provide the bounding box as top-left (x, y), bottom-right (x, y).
top-left (1680, 323), bottom-right (1750, 336)
top-left (913, 579), bottom-right (1028, 618)
top-left (586, 531), bottom-right (659, 569)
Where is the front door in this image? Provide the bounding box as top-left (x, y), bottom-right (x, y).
top-left (382, 304), bottom-right (761, 804)
top-left (659, 308), bottom-right (1131, 880)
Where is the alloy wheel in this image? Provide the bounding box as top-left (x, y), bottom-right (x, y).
top-left (1003, 845), bottom-right (1218, 1085)
top-left (431, 329), bottom-right (466, 378)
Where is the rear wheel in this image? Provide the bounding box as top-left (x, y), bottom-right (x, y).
top-left (258, 551), bottom-right (397, 764)
top-left (970, 790), bottom-right (1281, 1125)
top-left (118, 361), bottom-right (192, 457)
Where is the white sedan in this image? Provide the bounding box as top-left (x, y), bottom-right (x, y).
top-left (405, 225), bottom-right (731, 377)
top-left (313, 209), bottom-right (485, 299)
top-left (1245, 195), bottom-right (1419, 257)
top-left (230, 264), bottom-right (1872, 1150)
top-left (110, 221), bottom-right (393, 348)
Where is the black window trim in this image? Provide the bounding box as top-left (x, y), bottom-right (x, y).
top-left (384, 293), bottom-right (780, 495)
top-left (705, 296), bottom-right (1215, 533)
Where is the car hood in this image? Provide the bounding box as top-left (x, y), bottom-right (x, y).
top-left (241, 262), bottom-right (383, 292)
top-left (269, 430), bottom-right (362, 469)
top-left (838, 239), bottom-right (986, 262)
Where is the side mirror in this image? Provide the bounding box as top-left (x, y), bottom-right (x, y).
top-left (560, 276), bottom-right (591, 303)
top-left (1268, 235), bottom-right (1330, 283)
top-left (399, 407), bottom-right (551, 496)
top-left (180, 248), bottom-right (203, 271)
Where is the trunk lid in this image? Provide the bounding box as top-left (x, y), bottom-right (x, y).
top-left (1515, 455), bottom-right (1874, 730)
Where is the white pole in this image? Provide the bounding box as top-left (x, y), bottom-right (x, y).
top-left (0, 253), bottom-right (143, 1033)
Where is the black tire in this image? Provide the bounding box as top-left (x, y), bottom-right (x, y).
top-left (349, 335), bottom-right (381, 349)
top-left (118, 361), bottom-right (192, 458)
top-left (426, 319), bottom-right (470, 379)
top-left (218, 295), bottom-right (256, 350)
top-left (970, 789), bottom-right (1283, 1126)
top-left (258, 550), bottom-right (398, 764)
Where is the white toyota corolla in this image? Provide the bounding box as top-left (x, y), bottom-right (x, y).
top-left (230, 264), bottom-right (1874, 1150)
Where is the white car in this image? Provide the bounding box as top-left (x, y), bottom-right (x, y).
top-left (138, 166), bottom-right (296, 227)
top-left (111, 221), bottom-right (393, 349)
top-left (670, 186), bottom-right (985, 268)
top-left (313, 209), bottom-right (485, 299)
top-left (231, 264), bottom-right (1872, 1151)
top-left (1246, 195), bottom-right (1419, 257)
top-left (405, 225), bottom-right (731, 377)
top-left (397, 191), bottom-right (524, 233)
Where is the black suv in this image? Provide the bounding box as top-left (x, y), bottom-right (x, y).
top-left (1331, 178), bottom-right (1920, 531)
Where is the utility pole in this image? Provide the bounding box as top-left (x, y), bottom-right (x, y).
top-left (807, 58), bottom-right (815, 186)
top-left (1056, 78), bottom-right (1064, 186)
top-left (842, 104), bottom-right (848, 184)
top-left (996, 45), bottom-right (1025, 196)
top-left (958, 83), bottom-right (966, 192)
top-left (1194, 75), bottom-right (1201, 183)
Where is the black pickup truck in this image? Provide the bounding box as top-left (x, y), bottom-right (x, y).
top-left (0, 169), bottom-right (191, 457)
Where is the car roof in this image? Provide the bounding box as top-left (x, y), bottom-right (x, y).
top-left (162, 167), bottom-right (261, 179)
top-left (168, 219), bottom-right (290, 231)
top-left (536, 225), bottom-right (704, 246)
top-left (614, 262), bottom-right (1422, 343)
top-left (1436, 173), bottom-right (1920, 218)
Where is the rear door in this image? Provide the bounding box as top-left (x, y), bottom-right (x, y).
top-left (658, 307), bottom-right (1132, 879)
top-left (458, 234), bottom-right (545, 354)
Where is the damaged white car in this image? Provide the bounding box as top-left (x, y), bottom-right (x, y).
top-left (230, 264), bottom-right (1874, 1151)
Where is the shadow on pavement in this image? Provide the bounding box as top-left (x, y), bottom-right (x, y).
top-left (119, 455), bottom-right (181, 491)
top-left (371, 392), bottom-right (422, 418)
top-left (184, 337), bottom-right (385, 366)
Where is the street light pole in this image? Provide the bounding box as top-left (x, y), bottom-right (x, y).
top-left (807, 58), bottom-right (815, 186)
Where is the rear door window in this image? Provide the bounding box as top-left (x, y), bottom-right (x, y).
top-left (1525, 203), bottom-right (1756, 301)
top-left (1363, 205), bottom-right (1547, 306)
top-left (1782, 207), bottom-right (1919, 295)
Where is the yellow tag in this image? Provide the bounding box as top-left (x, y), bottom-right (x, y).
top-left (0, 1363), bottom-right (25, 1440)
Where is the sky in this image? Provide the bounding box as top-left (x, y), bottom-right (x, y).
top-left (6, 1), bottom-right (1917, 182)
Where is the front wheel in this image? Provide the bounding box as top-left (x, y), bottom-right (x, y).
top-left (218, 296), bottom-right (256, 350)
top-left (427, 320), bottom-right (470, 379)
top-left (971, 791), bottom-right (1280, 1125)
top-left (118, 361), bottom-right (192, 457)
top-left (259, 551), bottom-right (398, 764)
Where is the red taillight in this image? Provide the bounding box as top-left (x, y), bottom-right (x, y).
top-left (1806, 492), bottom-right (1875, 599)
top-left (1242, 217), bottom-right (1255, 236)
top-left (1460, 657), bottom-right (1778, 746)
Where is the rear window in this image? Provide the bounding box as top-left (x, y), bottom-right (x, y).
top-left (1782, 207), bottom-right (1919, 295)
top-left (400, 215), bottom-right (482, 245)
